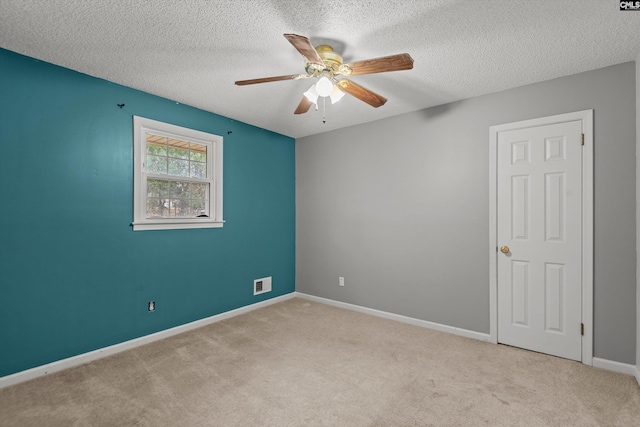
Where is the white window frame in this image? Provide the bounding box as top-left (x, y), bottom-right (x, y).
top-left (132, 116), bottom-right (223, 231)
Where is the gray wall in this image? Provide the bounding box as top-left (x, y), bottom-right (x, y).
top-left (637, 53), bottom-right (640, 376)
top-left (297, 62), bottom-right (637, 364)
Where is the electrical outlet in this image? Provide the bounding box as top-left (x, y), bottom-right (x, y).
top-left (339, 277), bottom-right (345, 287)
top-left (148, 301), bottom-right (155, 312)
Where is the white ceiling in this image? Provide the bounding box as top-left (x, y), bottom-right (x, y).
top-left (1, 1), bottom-right (639, 138)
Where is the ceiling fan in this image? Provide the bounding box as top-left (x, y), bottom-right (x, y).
top-left (235, 34), bottom-right (414, 115)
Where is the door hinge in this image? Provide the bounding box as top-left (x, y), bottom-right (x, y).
top-left (581, 133), bottom-right (584, 146)
top-left (581, 323), bottom-right (584, 336)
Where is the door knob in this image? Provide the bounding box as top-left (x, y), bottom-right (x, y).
top-left (500, 246), bottom-right (510, 254)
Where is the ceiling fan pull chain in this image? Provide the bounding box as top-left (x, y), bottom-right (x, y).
top-left (322, 97), bottom-right (326, 124)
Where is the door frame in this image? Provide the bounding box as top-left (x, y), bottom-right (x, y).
top-left (489, 110), bottom-right (593, 365)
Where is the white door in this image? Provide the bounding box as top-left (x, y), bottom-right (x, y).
top-left (496, 120), bottom-right (583, 361)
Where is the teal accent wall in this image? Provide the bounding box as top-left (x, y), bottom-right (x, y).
top-left (0, 49), bottom-right (296, 377)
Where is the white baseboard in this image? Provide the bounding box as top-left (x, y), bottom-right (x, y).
top-left (5, 292), bottom-right (635, 389)
top-left (295, 292), bottom-right (491, 343)
top-left (0, 293), bottom-right (296, 389)
top-left (592, 357), bottom-right (638, 377)
top-left (298, 293), bottom-right (640, 380)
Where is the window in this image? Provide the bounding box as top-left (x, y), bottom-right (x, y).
top-left (133, 116), bottom-right (223, 231)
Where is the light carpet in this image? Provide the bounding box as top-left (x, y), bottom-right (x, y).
top-left (1, 298), bottom-right (639, 426)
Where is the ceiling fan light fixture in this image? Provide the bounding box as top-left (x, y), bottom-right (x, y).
top-left (303, 84), bottom-right (319, 104)
top-left (315, 76), bottom-right (334, 97)
top-left (329, 84), bottom-right (345, 104)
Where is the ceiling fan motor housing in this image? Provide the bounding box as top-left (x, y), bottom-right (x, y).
top-left (305, 45), bottom-right (352, 77)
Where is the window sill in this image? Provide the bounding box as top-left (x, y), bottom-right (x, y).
top-left (132, 219), bottom-right (224, 231)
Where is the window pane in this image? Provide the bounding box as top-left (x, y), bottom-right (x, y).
top-left (147, 143), bottom-right (167, 156)
top-left (190, 181), bottom-right (208, 217)
top-left (170, 199), bottom-right (190, 217)
top-left (169, 181), bottom-right (189, 198)
top-left (191, 199), bottom-right (208, 217)
top-left (190, 143), bottom-right (207, 162)
top-left (146, 134), bottom-right (167, 156)
top-left (191, 151), bottom-right (206, 162)
top-left (146, 197), bottom-right (170, 218)
top-left (147, 179), bottom-right (169, 197)
top-left (190, 162), bottom-right (206, 178)
top-left (168, 158), bottom-right (189, 177)
top-left (168, 139), bottom-right (189, 159)
top-left (191, 183), bottom-right (207, 199)
top-left (147, 155), bottom-right (167, 174)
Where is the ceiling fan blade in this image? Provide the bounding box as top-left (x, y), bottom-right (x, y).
top-left (235, 74), bottom-right (302, 86)
top-left (344, 53), bottom-right (414, 76)
top-left (294, 97), bottom-right (313, 115)
top-left (284, 33), bottom-right (324, 65)
top-left (337, 79), bottom-right (387, 108)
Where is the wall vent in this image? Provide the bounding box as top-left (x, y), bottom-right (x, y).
top-left (254, 276), bottom-right (272, 295)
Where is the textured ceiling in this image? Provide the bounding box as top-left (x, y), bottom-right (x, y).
top-left (1, 1), bottom-right (639, 138)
